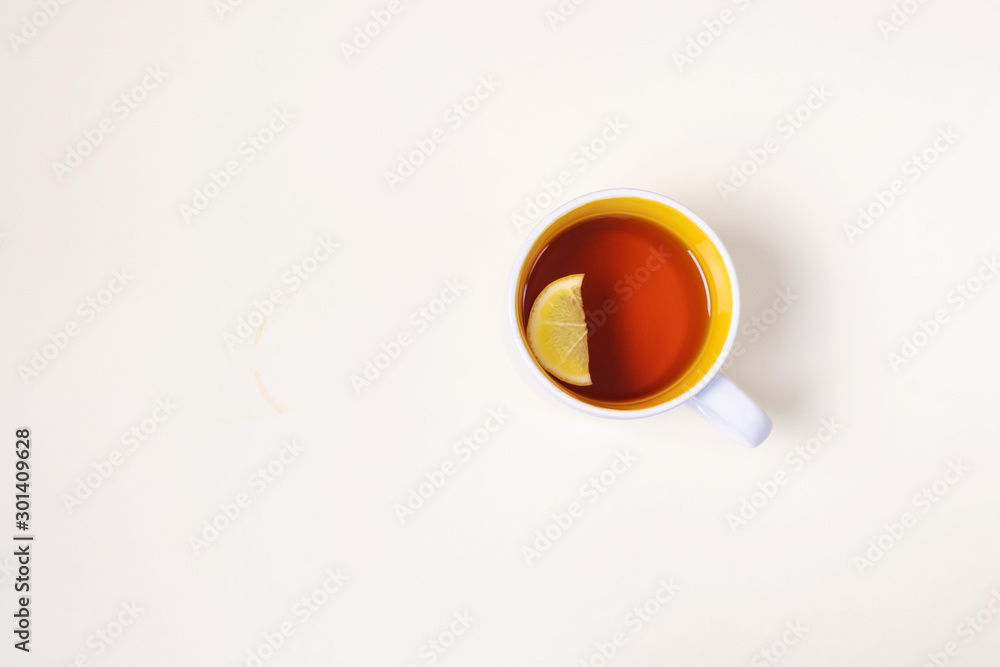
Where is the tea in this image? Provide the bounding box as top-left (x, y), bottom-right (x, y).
top-left (520, 214), bottom-right (710, 404)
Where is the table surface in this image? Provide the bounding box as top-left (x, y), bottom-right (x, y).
top-left (2, 0), bottom-right (1000, 665)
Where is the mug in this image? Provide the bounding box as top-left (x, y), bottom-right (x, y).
top-left (507, 188), bottom-right (772, 447)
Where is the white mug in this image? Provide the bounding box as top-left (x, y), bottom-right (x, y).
top-left (507, 188), bottom-right (772, 447)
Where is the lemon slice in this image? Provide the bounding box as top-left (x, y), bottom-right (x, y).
top-left (526, 273), bottom-right (592, 386)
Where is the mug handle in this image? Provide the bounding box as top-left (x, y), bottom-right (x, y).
top-left (686, 373), bottom-right (772, 447)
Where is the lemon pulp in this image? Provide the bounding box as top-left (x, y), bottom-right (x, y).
top-left (526, 273), bottom-right (592, 386)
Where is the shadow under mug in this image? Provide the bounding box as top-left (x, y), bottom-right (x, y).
top-left (508, 188), bottom-right (772, 447)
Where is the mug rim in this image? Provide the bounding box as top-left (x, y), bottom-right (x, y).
top-left (507, 187), bottom-right (742, 419)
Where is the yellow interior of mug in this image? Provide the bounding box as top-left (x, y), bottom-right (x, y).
top-left (516, 196), bottom-right (735, 409)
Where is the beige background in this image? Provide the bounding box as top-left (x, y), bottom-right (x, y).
top-left (2, 0), bottom-right (1000, 665)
